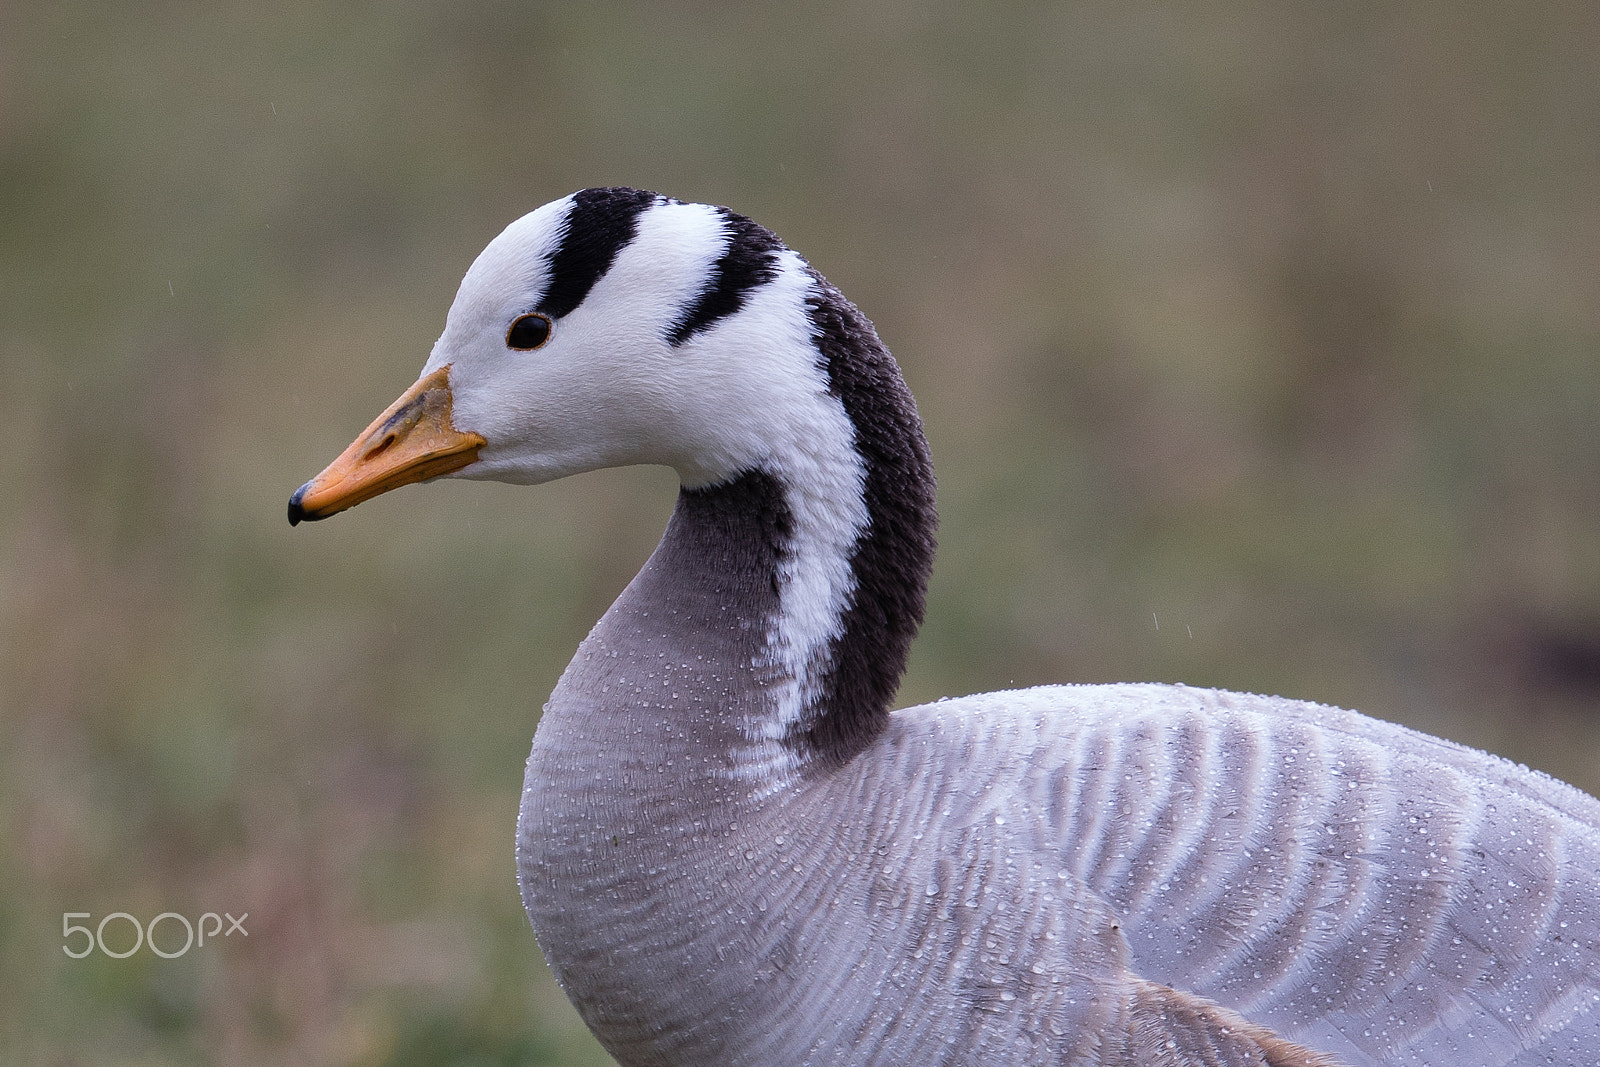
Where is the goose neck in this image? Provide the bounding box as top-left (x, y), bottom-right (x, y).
top-left (537, 271), bottom-right (938, 797)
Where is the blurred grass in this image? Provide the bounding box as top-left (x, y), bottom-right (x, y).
top-left (3, 1), bottom-right (1599, 1063)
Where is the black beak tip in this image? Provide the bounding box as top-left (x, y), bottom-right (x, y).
top-left (287, 483), bottom-right (315, 527)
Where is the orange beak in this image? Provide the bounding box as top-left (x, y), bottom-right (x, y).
top-left (288, 365), bottom-right (485, 525)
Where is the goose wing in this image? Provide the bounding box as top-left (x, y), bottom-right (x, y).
top-left (883, 683), bottom-right (1600, 1065)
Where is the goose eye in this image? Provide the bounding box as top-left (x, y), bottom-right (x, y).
top-left (507, 313), bottom-right (552, 350)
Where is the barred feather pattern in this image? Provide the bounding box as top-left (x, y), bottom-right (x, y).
top-left (525, 666), bottom-right (1600, 1065)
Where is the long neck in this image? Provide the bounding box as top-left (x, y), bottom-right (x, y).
top-left (538, 275), bottom-right (937, 796)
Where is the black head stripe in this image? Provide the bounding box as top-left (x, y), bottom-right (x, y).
top-left (537, 187), bottom-right (660, 320)
top-left (667, 208), bottom-right (784, 347)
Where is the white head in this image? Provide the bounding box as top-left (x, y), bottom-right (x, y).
top-left (289, 188), bottom-right (854, 520)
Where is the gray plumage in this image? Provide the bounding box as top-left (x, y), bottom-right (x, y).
top-left (292, 188), bottom-right (1600, 1066)
top-left (520, 476), bottom-right (1600, 1067)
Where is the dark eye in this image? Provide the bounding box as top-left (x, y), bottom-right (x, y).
top-left (506, 312), bottom-right (552, 350)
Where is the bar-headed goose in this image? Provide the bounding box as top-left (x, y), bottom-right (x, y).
top-left (290, 188), bottom-right (1600, 1066)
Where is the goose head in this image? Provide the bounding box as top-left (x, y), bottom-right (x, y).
top-left (289, 187), bottom-right (844, 522)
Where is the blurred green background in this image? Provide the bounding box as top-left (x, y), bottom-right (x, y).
top-left (4, 2), bottom-right (1599, 1063)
